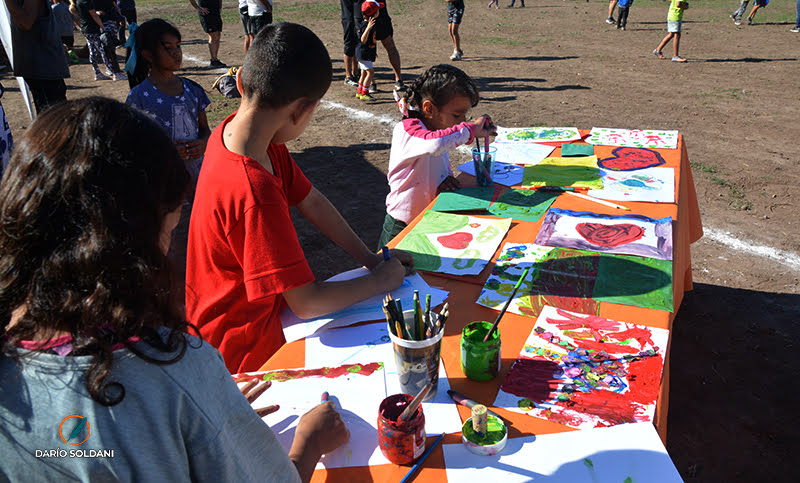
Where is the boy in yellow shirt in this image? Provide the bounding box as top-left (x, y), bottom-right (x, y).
top-left (653, 0), bottom-right (689, 63)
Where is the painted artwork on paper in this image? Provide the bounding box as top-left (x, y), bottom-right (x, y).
top-left (491, 142), bottom-right (555, 165)
top-left (493, 306), bottom-right (669, 430)
top-left (495, 126), bottom-right (582, 144)
top-left (443, 423), bottom-right (683, 483)
top-left (234, 363), bottom-right (391, 469)
top-left (535, 208), bottom-right (673, 260)
top-left (486, 189), bottom-right (559, 223)
top-left (432, 186), bottom-right (496, 212)
top-left (597, 146), bottom-right (667, 171)
top-left (587, 128), bottom-right (679, 149)
top-left (589, 167), bottom-right (675, 203)
top-left (477, 242), bottom-right (673, 313)
top-left (521, 156), bottom-right (604, 190)
top-left (395, 210), bottom-right (511, 275)
top-left (456, 160), bottom-right (524, 187)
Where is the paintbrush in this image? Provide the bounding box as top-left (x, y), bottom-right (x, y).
top-left (483, 266), bottom-right (531, 342)
top-left (400, 383), bottom-right (432, 421)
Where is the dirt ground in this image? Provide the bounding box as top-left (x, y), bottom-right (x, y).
top-left (2, 0), bottom-right (798, 480)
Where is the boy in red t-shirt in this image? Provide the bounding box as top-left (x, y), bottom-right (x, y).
top-left (187, 23), bottom-right (412, 373)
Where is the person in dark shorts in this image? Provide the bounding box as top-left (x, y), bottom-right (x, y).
top-left (340, 0), bottom-right (363, 87)
top-left (239, 0), bottom-right (252, 53)
top-left (188, 0), bottom-right (225, 68)
top-left (373, 1), bottom-right (404, 92)
top-left (446, 0), bottom-right (464, 60)
top-left (247, 0), bottom-right (272, 38)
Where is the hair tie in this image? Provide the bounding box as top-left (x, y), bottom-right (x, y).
top-left (123, 23), bottom-right (140, 76)
top-left (393, 90), bottom-right (408, 117)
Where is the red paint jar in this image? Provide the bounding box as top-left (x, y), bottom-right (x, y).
top-left (377, 393), bottom-right (426, 464)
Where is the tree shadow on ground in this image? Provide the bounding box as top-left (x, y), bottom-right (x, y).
top-left (667, 282), bottom-right (799, 482)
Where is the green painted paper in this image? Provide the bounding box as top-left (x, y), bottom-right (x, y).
top-left (593, 253), bottom-right (673, 312)
top-left (486, 189), bottom-right (558, 222)
top-left (432, 186), bottom-right (496, 212)
top-left (560, 144), bottom-right (595, 157)
top-left (522, 156), bottom-right (604, 190)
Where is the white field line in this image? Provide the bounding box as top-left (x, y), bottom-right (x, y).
top-left (317, 99), bottom-right (800, 273)
top-left (182, 54), bottom-right (209, 66)
top-left (702, 227), bottom-right (800, 272)
top-left (320, 100), bottom-right (396, 126)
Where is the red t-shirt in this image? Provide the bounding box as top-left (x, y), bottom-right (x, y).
top-left (186, 112), bottom-right (314, 373)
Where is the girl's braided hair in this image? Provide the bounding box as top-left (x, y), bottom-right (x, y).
top-left (402, 64), bottom-right (480, 120)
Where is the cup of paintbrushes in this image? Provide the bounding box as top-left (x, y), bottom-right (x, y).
top-left (471, 146), bottom-right (496, 187)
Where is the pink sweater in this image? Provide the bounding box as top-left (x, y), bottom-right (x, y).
top-left (385, 118), bottom-right (475, 223)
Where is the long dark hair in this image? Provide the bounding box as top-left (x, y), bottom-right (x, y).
top-left (128, 19), bottom-right (182, 89)
top-left (402, 64), bottom-right (480, 120)
top-left (0, 97), bottom-right (191, 406)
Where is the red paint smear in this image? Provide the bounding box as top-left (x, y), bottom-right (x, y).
top-left (557, 354), bottom-right (664, 426)
top-left (576, 222), bottom-right (644, 248)
top-left (542, 309), bottom-right (653, 355)
top-left (243, 362), bottom-right (383, 383)
top-left (607, 327), bottom-right (656, 349)
top-left (500, 358), bottom-right (562, 404)
top-left (437, 232), bottom-right (473, 250)
top-left (549, 308), bottom-right (621, 331)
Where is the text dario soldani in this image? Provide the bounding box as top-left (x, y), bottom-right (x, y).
top-left (36, 415), bottom-right (114, 459)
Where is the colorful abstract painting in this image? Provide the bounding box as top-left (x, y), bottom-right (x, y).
top-left (589, 167), bottom-right (675, 203)
top-left (535, 208), bottom-right (673, 260)
top-left (486, 189), bottom-right (559, 223)
top-left (597, 147), bottom-right (667, 171)
top-left (477, 242), bottom-right (673, 313)
top-left (521, 156), bottom-right (604, 190)
top-left (493, 306), bottom-right (669, 430)
top-left (234, 363), bottom-right (390, 469)
top-left (395, 210), bottom-right (511, 275)
top-left (496, 127), bottom-right (582, 144)
top-left (491, 142), bottom-right (555, 165)
top-left (587, 128), bottom-right (679, 149)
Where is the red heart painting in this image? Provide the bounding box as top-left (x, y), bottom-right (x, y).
top-left (437, 232), bottom-right (473, 250)
top-left (598, 147), bottom-right (666, 171)
top-left (576, 223), bottom-right (644, 248)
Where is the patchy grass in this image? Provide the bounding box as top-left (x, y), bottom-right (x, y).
top-left (694, 88), bottom-right (750, 100)
top-left (479, 36), bottom-right (529, 47)
top-left (691, 160), bottom-right (723, 175)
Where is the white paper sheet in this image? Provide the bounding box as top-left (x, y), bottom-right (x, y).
top-left (457, 160), bottom-right (525, 187)
top-left (443, 423), bottom-right (682, 482)
top-left (304, 322), bottom-right (464, 436)
top-left (281, 268), bottom-right (448, 343)
top-left (238, 364), bottom-right (390, 469)
top-left (589, 167), bottom-right (676, 203)
top-left (492, 142), bottom-right (556, 166)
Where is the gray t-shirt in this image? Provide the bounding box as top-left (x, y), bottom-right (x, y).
top-left (0, 329), bottom-right (301, 482)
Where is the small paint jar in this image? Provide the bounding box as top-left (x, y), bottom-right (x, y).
top-left (461, 320), bottom-right (501, 381)
top-left (377, 393), bottom-right (426, 465)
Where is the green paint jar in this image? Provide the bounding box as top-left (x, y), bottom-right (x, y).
top-left (460, 321), bottom-right (501, 381)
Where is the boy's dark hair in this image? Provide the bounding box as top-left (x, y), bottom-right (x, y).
top-left (0, 97), bottom-right (191, 407)
top-left (403, 64), bottom-right (480, 120)
top-left (242, 22), bottom-right (332, 109)
top-left (128, 19), bottom-right (182, 89)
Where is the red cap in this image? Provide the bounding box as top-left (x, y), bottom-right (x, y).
top-left (361, 0), bottom-right (384, 17)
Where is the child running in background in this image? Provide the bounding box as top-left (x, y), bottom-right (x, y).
top-left (186, 23), bottom-right (412, 373)
top-left (616, 0), bottom-right (633, 30)
top-left (745, 0), bottom-right (767, 25)
top-left (356, 0), bottom-right (382, 101)
top-left (126, 19), bottom-right (211, 298)
top-left (653, 0), bottom-right (689, 63)
top-left (378, 64), bottom-right (496, 248)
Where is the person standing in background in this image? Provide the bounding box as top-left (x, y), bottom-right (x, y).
top-left (4, 0), bottom-right (70, 113)
top-left (187, 0), bottom-right (225, 68)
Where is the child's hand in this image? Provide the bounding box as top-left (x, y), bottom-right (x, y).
top-left (437, 175), bottom-right (461, 193)
top-left (292, 399), bottom-right (350, 457)
top-left (370, 258), bottom-right (406, 292)
top-left (178, 139), bottom-right (206, 160)
top-left (473, 115), bottom-right (497, 138)
top-left (367, 16), bottom-right (376, 28)
top-left (238, 379), bottom-right (280, 418)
